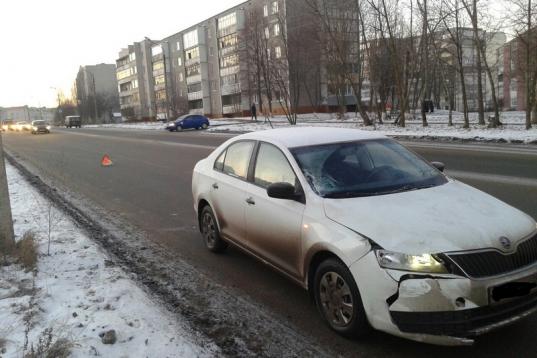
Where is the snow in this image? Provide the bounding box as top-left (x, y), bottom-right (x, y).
top-left (83, 111), bottom-right (537, 144)
top-left (0, 163), bottom-right (218, 357)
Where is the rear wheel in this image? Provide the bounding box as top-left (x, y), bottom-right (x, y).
top-left (200, 205), bottom-right (227, 253)
top-left (313, 258), bottom-right (370, 338)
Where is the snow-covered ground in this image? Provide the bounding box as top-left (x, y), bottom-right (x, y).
top-left (84, 111), bottom-right (537, 144)
top-left (0, 163), bottom-right (217, 357)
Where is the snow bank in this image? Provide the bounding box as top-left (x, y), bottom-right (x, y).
top-left (0, 164), bottom-right (217, 357)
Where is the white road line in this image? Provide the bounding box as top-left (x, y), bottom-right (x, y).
top-left (60, 130), bottom-right (217, 150)
top-left (447, 170), bottom-right (537, 188)
top-left (403, 141), bottom-right (537, 156)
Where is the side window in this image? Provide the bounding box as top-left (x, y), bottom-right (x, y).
top-left (214, 150), bottom-right (226, 171)
top-left (254, 143), bottom-right (296, 188)
top-left (223, 141), bottom-right (255, 179)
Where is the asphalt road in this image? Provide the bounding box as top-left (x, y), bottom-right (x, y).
top-left (3, 127), bottom-right (537, 357)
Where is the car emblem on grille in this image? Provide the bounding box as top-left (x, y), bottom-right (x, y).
top-left (499, 236), bottom-right (512, 251)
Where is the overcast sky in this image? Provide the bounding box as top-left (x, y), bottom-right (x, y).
top-left (0, 0), bottom-right (245, 108)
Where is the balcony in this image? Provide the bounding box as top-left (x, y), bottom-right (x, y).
top-left (221, 83), bottom-right (241, 96)
top-left (187, 90), bottom-right (203, 101)
top-left (220, 65), bottom-right (240, 77)
top-left (154, 83), bottom-right (166, 91)
top-left (219, 45), bottom-right (238, 57)
top-left (223, 104), bottom-right (241, 114)
top-left (186, 74), bottom-right (202, 84)
top-left (218, 25), bottom-right (237, 38)
top-left (185, 57), bottom-right (201, 67)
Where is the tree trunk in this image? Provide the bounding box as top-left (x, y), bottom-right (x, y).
top-left (0, 132), bottom-right (15, 257)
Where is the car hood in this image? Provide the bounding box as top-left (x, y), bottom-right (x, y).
top-left (323, 180), bottom-right (536, 254)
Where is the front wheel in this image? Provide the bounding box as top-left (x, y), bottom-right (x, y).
top-left (201, 123), bottom-right (208, 129)
top-left (314, 258), bottom-right (370, 338)
top-left (200, 206), bottom-right (227, 253)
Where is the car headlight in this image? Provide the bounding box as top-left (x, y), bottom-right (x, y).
top-left (32, 126), bottom-right (38, 131)
top-left (46, 125), bottom-right (51, 130)
top-left (375, 250), bottom-right (448, 273)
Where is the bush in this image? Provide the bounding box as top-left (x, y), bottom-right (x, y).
top-left (16, 231), bottom-right (38, 271)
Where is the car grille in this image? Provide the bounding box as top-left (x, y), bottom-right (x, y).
top-left (446, 233), bottom-right (537, 278)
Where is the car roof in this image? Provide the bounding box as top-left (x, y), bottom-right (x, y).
top-left (236, 127), bottom-right (387, 148)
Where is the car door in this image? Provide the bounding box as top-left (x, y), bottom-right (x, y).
top-left (244, 142), bottom-right (305, 278)
top-left (210, 140), bottom-right (256, 244)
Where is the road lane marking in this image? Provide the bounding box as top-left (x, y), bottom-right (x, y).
top-left (404, 141), bottom-right (537, 156)
top-left (60, 130), bottom-right (218, 150)
top-left (447, 170), bottom-right (537, 188)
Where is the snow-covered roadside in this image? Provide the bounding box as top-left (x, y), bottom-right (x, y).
top-left (0, 163), bottom-right (217, 357)
top-left (82, 111), bottom-right (537, 144)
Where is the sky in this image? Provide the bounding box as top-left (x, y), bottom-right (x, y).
top-left (0, 0), bottom-right (245, 108)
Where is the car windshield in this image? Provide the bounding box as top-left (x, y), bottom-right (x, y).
top-left (33, 121), bottom-right (45, 125)
top-left (291, 139), bottom-right (447, 198)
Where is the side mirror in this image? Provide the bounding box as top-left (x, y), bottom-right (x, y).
top-left (431, 161), bottom-right (445, 172)
top-left (267, 182), bottom-right (298, 200)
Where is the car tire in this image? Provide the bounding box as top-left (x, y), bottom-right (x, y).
top-left (202, 123), bottom-right (208, 129)
top-left (178, 125), bottom-right (183, 131)
top-left (200, 205), bottom-right (228, 253)
top-left (313, 258), bottom-right (370, 338)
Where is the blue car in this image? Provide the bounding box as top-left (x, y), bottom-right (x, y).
top-left (166, 115), bottom-right (210, 131)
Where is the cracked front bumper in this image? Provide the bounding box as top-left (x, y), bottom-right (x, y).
top-left (350, 252), bottom-right (537, 345)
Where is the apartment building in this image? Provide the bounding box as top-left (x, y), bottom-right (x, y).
top-left (76, 64), bottom-right (120, 123)
top-left (116, 0), bottom-right (320, 119)
top-left (499, 28), bottom-right (537, 111)
top-left (116, 40), bottom-right (155, 120)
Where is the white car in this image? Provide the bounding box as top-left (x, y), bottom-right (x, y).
top-left (192, 127), bottom-right (537, 345)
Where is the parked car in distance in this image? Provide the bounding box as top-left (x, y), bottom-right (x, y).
top-left (166, 115), bottom-right (209, 131)
top-left (1, 120), bottom-right (15, 131)
top-left (31, 120), bottom-right (51, 134)
top-left (65, 115), bottom-right (82, 128)
top-left (192, 127), bottom-right (537, 346)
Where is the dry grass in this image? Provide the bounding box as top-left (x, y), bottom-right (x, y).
top-left (24, 328), bottom-right (73, 358)
top-left (15, 231), bottom-right (38, 271)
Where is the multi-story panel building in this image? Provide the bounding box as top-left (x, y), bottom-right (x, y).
top-left (0, 106), bottom-right (55, 122)
top-left (116, 40), bottom-right (155, 120)
top-left (76, 64), bottom-right (120, 123)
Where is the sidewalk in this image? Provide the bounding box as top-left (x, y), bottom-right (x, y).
top-left (0, 163), bottom-right (217, 357)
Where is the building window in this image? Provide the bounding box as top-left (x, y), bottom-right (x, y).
top-left (185, 47), bottom-right (200, 60)
top-left (133, 79), bottom-right (138, 88)
top-left (177, 57), bottom-right (182, 66)
top-left (273, 23), bottom-right (280, 36)
top-left (129, 53), bottom-right (136, 62)
top-left (218, 12), bottom-right (237, 30)
top-left (153, 61), bottom-right (164, 71)
top-left (263, 5), bottom-right (269, 17)
top-left (272, 1), bottom-right (279, 14)
top-left (154, 75), bottom-right (165, 85)
top-left (219, 34), bottom-right (238, 49)
top-left (275, 46), bottom-right (281, 59)
top-left (179, 73), bottom-right (184, 82)
top-left (183, 29), bottom-right (199, 49)
top-left (220, 53), bottom-right (239, 68)
top-left (265, 27), bottom-right (270, 39)
top-left (267, 48), bottom-right (271, 59)
top-left (176, 41), bottom-right (181, 51)
top-left (152, 45), bottom-right (162, 56)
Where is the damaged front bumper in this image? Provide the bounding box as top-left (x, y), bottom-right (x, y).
top-left (350, 252), bottom-right (537, 345)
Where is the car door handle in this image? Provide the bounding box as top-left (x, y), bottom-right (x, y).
top-left (245, 197), bottom-right (255, 205)
top-left (212, 183), bottom-right (219, 189)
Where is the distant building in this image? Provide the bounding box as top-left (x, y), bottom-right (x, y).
top-left (498, 29), bottom-right (537, 111)
top-left (116, 40), bottom-right (155, 120)
top-left (76, 64), bottom-right (120, 123)
top-left (0, 106), bottom-right (55, 122)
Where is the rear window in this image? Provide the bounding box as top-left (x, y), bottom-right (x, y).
top-left (222, 141), bottom-right (255, 179)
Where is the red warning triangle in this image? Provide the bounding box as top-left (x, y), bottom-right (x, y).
top-left (101, 154), bottom-right (113, 167)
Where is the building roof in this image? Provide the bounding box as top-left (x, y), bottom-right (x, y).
top-left (238, 127), bottom-right (387, 148)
